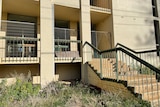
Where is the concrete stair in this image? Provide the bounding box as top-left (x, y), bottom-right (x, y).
top-left (88, 58), bottom-right (160, 107)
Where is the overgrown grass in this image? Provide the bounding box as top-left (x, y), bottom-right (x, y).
top-left (0, 76), bottom-right (150, 107)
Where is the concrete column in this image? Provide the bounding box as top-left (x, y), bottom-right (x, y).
top-left (40, 0), bottom-right (55, 88)
top-left (80, 0), bottom-right (92, 63)
top-left (80, 0), bottom-right (91, 83)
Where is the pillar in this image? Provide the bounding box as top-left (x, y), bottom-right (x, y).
top-left (40, 0), bottom-right (55, 88)
top-left (80, 0), bottom-right (92, 83)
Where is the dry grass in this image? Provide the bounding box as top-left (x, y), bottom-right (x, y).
top-left (0, 73), bottom-right (150, 107)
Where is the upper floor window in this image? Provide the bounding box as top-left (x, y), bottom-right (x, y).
top-left (152, 0), bottom-right (158, 17)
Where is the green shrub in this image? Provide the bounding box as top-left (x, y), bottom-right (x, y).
top-left (0, 80), bottom-right (150, 107)
top-left (0, 79), bottom-right (40, 107)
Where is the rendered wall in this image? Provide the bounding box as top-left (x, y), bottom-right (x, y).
top-left (158, 0), bottom-right (160, 15)
top-left (55, 63), bottom-right (81, 81)
top-left (53, 0), bottom-right (80, 9)
top-left (112, 0), bottom-right (156, 50)
top-left (0, 64), bottom-right (40, 78)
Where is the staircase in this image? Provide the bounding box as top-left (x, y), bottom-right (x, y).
top-left (84, 42), bottom-right (160, 107)
top-left (88, 58), bottom-right (160, 106)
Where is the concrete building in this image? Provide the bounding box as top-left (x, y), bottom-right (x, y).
top-left (0, 0), bottom-right (159, 88)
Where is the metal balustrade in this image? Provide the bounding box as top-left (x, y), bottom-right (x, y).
top-left (0, 36), bottom-right (40, 63)
top-left (54, 28), bottom-right (82, 62)
top-left (85, 42), bottom-right (160, 106)
top-left (116, 43), bottom-right (160, 69)
top-left (91, 30), bottom-right (112, 50)
top-left (0, 20), bottom-right (39, 63)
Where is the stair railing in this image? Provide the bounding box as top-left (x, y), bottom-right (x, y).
top-left (116, 43), bottom-right (160, 69)
top-left (84, 41), bottom-right (160, 106)
top-left (83, 41), bottom-right (103, 77)
top-left (114, 47), bottom-right (160, 106)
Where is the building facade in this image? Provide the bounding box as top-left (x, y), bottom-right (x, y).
top-left (0, 0), bottom-right (159, 87)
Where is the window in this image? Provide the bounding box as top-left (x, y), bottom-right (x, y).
top-left (152, 0), bottom-right (158, 17)
top-left (154, 20), bottom-right (160, 55)
top-left (90, 0), bottom-right (94, 5)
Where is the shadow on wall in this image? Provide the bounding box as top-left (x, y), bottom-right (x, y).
top-left (135, 29), bottom-right (155, 48)
top-left (0, 64), bottom-right (40, 78)
top-left (55, 63), bottom-right (81, 81)
top-left (134, 0), bottom-right (155, 49)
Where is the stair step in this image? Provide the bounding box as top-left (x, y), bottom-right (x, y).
top-left (128, 78), bottom-right (157, 86)
top-left (151, 98), bottom-right (160, 107)
top-left (118, 74), bottom-right (156, 81)
top-left (134, 82), bottom-right (160, 94)
top-left (143, 91), bottom-right (160, 101)
top-left (89, 58), bottom-right (160, 107)
top-left (118, 70), bottom-right (138, 75)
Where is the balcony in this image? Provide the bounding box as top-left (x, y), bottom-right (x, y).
top-left (91, 30), bottom-right (112, 50)
top-left (54, 28), bottom-right (82, 63)
top-left (0, 20), bottom-right (40, 64)
top-left (90, 0), bottom-right (111, 13)
top-left (54, 0), bottom-right (80, 9)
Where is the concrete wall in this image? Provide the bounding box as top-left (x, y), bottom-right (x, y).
top-left (55, 63), bottom-right (81, 81)
top-left (158, 0), bottom-right (160, 16)
top-left (87, 64), bottom-right (136, 98)
top-left (0, 64), bottom-right (39, 78)
top-left (53, 0), bottom-right (80, 9)
top-left (112, 0), bottom-right (156, 50)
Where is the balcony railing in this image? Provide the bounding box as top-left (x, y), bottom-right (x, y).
top-left (54, 28), bottom-right (82, 62)
top-left (0, 20), bottom-right (39, 63)
top-left (54, 39), bottom-right (82, 62)
top-left (0, 36), bottom-right (40, 63)
top-left (91, 30), bottom-right (112, 50)
top-left (90, 0), bottom-right (111, 12)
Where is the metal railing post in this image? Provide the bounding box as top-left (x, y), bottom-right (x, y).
top-left (100, 53), bottom-right (103, 79)
top-left (116, 49), bottom-right (119, 81)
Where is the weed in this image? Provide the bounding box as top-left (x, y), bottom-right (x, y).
top-left (0, 77), bottom-right (150, 107)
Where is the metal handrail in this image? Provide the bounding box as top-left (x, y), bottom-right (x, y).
top-left (0, 36), bottom-right (40, 41)
top-left (116, 43), bottom-right (160, 54)
top-left (85, 41), bottom-right (160, 106)
top-left (116, 43), bottom-right (160, 68)
top-left (83, 41), bottom-right (101, 54)
top-left (85, 41), bottom-right (160, 75)
top-left (117, 48), bottom-right (160, 74)
top-left (91, 30), bottom-right (110, 34)
top-left (1, 20), bottom-right (35, 25)
top-left (55, 27), bottom-right (77, 31)
top-left (55, 39), bottom-right (81, 43)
